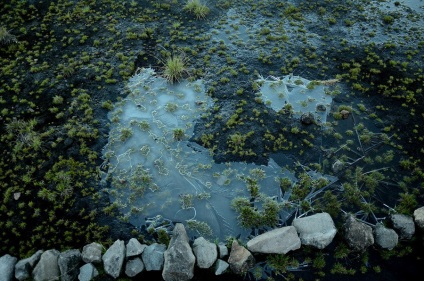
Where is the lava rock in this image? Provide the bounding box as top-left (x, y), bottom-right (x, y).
top-left (344, 215), bottom-right (374, 251)
top-left (300, 112), bottom-right (314, 125)
top-left (332, 160), bottom-right (344, 173)
top-left (316, 104), bottom-right (327, 112)
top-left (340, 109), bottom-right (350, 119)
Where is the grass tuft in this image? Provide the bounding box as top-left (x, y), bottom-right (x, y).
top-left (0, 26), bottom-right (17, 45)
top-left (163, 55), bottom-right (187, 83)
top-left (184, 0), bottom-right (210, 19)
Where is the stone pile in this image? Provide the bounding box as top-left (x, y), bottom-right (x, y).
top-left (1, 208), bottom-right (424, 280)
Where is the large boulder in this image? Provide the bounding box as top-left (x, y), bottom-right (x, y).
top-left (344, 215), bottom-right (374, 251)
top-left (228, 240), bottom-right (255, 275)
top-left (247, 226), bottom-right (301, 254)
top-left (192, 237), bottom-right (217, 269)
top-left (126, 238), bottom-right (147, 258)
top-left (162, 223), bottom-right (195, 281)
top-left (142, 243), bottom-right (166, 271)
top-left (391, 214), bottom-right (415, 239)
top-left (102, 240), bottom-right (125, 278)
top-left (15, 250), bottom-right (43, 281)
top-left (32, 249), bottom-right (60, 281)
top-left (374, 224), bottom-right (398, 250)
top-left (125, 257), bottom-right (144, 277)
top-left (413, 207), bottom-right (424, 230)
top-left (78, 263), bottom-right (98, 281)
top-left (58, 249), bottom-right (82, 281)
top-left (0, 254), bottom-right (17, 281)
top-left (81, 242), bottom-right (103, 264)
top-left (292, 212), bottom-right (337, 249)
top-left (214, 259), bottom-right (229, 275)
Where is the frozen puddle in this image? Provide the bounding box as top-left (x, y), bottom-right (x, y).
top-left (101, 68), bottom-right (335, 239)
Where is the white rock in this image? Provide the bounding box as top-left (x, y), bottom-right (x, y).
top-left (292, 212), bottom-right (337, 249)
top-left (81, 243), bottom-right (103, 264)
top-left (374, 224), bottom-right (398, 250)
top-left (217, 243), bottom-right (228, 258)
top-left (214, 259), bottom-right (229, 275)
top-left (162, 223), bottom-right (195, 281)
top-left (78, 263), bottom-right (98, 281)
top-left (142, 243), bottom-right (166, 271)
top-left (125, 257), bottom-right (144, 277)
top-left (391, 214), bottom-right (415, 239)
top-left (247, 226), bottom-right (301, 254)
top-left (0, 254), bottom-right (17, 281)
top-left (102, 240), bottom-right (125, 278)
top-left (413, 206), bottom-right (424, 230)
top-left (126, 238), bottom-right (147, 258)
top-left (32, 249), bottom-right (60, 281)
top-left (193, 237), bottom-right (217, 269)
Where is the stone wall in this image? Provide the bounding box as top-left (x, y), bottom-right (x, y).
top-left (1, 207), bottom-right (424, 280)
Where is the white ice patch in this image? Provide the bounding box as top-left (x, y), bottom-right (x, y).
top-left (257, 75), bottom-right (333, 123)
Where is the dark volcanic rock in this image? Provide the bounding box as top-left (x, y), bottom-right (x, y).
top-left (344, 215), bottom-right (374, 251)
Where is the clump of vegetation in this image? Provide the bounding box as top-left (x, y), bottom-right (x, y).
top-left (173, 128), bottom-right (185, 141)
top-left (184, 0), bottom-right (210, 19)
top-left (231, 196), bottom-right (283, 228)
top-left (0, 26), bottom-right (17, 45)
top-left (382, 15), bottom-right (395, 24)
top-left (162, 55), bottom-right (188, 83)
top-left (187, 219), bottom-right (213, 236)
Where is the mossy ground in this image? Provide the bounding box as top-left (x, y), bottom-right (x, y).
top-left (1, 0), bottom-right (423, 279)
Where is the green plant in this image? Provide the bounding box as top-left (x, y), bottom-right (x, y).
top-left (186, 219), bottom-right (212, 236)
top-left (165, 102), bottom-right (178, 112)
top-left (180, 194), bottom-right (194, 209)
top-left (173, 128), bottom-right (185, 141)
top-left (383, 15), bottom-right (394, 24)
top-left (119, 128), bottom-right (133, 142)
top-left (0, 26), bottom-right (17, 45)
top-left (163, 55), bottom-right (187, 83)
top-left (231, 195), bottom-right (282, 228)
top-left (157, 228), bottom-right (170, 246)
top-left (184, 0), bottom-right (210, 19)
